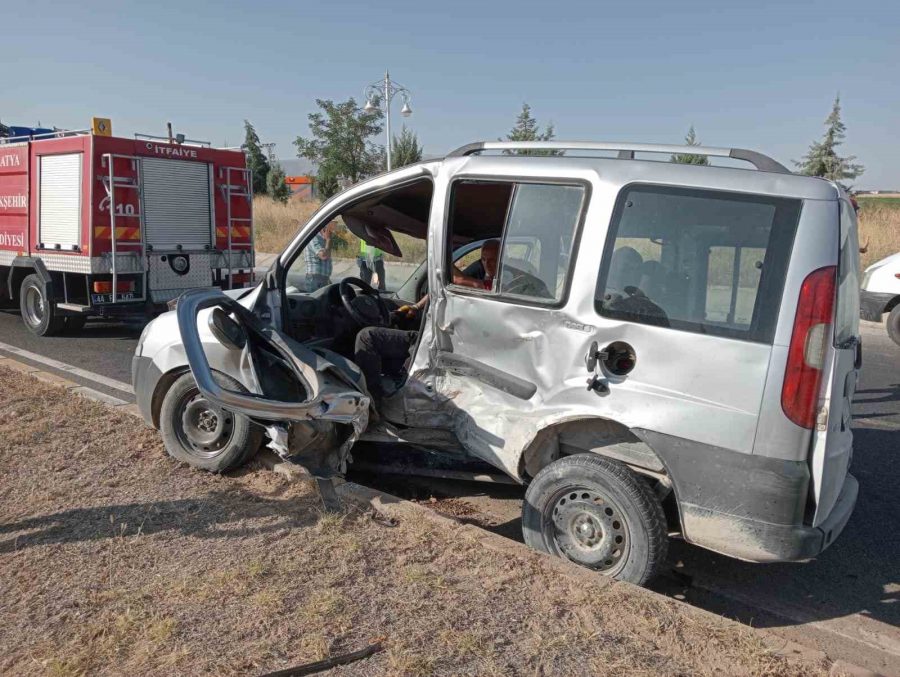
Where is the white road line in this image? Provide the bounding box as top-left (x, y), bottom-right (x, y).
top-left (0, 340), bottom-right (134, 394)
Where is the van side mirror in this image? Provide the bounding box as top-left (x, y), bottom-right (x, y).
top-left (208, 307), bottom-right (246, 351)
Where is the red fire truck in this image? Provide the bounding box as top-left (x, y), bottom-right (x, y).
top-left (0, 122), bottom-right (254, 335)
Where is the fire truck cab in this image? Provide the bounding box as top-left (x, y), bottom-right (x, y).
top-left (0, 123), bottom-right (254, 335)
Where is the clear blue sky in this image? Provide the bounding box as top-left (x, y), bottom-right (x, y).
top-left (3, 0), bottom-right (898, 188)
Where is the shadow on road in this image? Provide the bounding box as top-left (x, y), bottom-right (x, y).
top-left (854, 383), bottom-right (900, 407)
top-left (661, 421), bottom-right (898, 631)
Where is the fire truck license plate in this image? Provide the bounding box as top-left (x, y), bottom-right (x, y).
top-left (91, 293), bottom-right (136, 304)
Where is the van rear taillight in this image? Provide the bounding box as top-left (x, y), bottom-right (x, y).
top-left (781, 266), bottom-right (836, 429)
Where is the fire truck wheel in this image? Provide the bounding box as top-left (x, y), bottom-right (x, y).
top-left (160, 371), bottom-right (263, 473)
top-left (20, 274), bottom-right (65, 337)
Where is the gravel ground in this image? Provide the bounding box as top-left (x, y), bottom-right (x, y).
top-left (0, 368), bottom-right (831, 676)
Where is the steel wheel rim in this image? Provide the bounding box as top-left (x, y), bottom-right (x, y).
top-left (23, 285), bottom-right (45, 327)
top-left (547, 486), bottom-right (630, 574)
top-left (176, 390), bottom-right (234, 458)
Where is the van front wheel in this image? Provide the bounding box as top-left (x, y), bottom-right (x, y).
top-left (160, 372), bottom-right (262, 473)
top-left (522, 454), bottom-right (667, 586)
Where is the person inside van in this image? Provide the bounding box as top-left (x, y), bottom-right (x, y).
top-left (354, 238), bottom-right (501, 397)
top-left (455, 238), bottom-right (500, 290)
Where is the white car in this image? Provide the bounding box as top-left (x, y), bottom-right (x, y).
top-left (860, 252), bottom-right (900, 345)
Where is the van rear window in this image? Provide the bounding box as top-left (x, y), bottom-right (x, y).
top-left (595, 185), bottom-right (802, 343)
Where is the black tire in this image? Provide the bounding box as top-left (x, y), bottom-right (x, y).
top-left (887, 304), bottom-right (900, 347)
top-left (522, 454), bottom-right (668, 585)
top-left (160, 371), bottom-right (262, 473)
top-left (64, 315), bottom-right (87, 334)
top-left (19, 273), bottom-right (65, 336)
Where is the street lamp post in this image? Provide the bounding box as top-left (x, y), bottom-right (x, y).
top-left (364, 71), bottom-right (412, 171)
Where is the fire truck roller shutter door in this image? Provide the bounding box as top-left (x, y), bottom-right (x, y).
top-left (39, 153), bottom-right (82, 248)
top-left (141, 158), bottom-right (212, 249)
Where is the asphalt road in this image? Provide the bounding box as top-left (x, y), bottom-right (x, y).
top-left (0, 308), bottom-right (897, 673)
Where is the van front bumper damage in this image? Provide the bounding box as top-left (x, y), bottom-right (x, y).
top-left (635, 429), bottom-right (858, 562)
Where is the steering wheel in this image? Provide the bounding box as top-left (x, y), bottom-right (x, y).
top-left (504, 273), bottom-right (553, 299)
top-left (339, 277), bottom-right (391, 327)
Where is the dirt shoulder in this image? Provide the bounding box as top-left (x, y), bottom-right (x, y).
top-left (0, 367), bottom-right (830, 676)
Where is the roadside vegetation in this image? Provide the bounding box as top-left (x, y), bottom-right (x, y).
top-left (0, 369), bottom-right (831, 676)
top-left (253, 196), bottom-right (427, 263)
top-left (858, 196), bottom-right (900, 268)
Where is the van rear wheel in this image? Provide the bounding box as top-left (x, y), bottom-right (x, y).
top-left (20, 274), bottom-right (65, 337)
top-left (522, 454), bottom-right (667, 586)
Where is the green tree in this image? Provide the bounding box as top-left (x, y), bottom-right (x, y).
top-left (294, 98), bottom-right (384, 199)
top-left (502, 103), bottom-right (561, 155)
top-left (314, 170), bottom-right (339, 201)
top-left (391, 126), bottom-right (423, 168)
top-left (670, 126), bottom-right (709, 165)
top-left (243, 120), bottom-right (271, 195)
top-left (794, 95), bottom-right (864, 187)
top-left (266, 162), bottom-right (291, 204)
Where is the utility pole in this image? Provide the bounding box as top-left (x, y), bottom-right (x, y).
top-left (363, 71), bottom-right (412, 171)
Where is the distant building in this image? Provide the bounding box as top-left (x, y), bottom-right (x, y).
top-left (285, 175), bottom-right (315, 200)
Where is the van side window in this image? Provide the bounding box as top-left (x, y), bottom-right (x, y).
top-left (704, 246), bottom-right (766, 325)
top-left (446, 181), bottom-right (585, 304)
top-left (595, 185), bottom-right (802, 343)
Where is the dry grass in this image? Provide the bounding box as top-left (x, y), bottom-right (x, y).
top-left (858, 200), bottom-right (900, 268)
top-left (253, 197), bottom-right (427, 263)
top-left (253, 198), bottom-right (321, 254)
top-left (0, 368), bottom-right (831, 676)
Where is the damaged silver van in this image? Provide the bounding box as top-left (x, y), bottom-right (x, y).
top-left (132, 141), bottom-right (861, 585)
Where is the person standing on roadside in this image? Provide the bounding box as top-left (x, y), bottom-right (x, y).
top-left (358, 240), bottom-right (386, 290)
top-left (304, 220), bottom-right (337, 291)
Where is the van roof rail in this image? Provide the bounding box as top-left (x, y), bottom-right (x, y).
top-left (446, 141), bottom-right (791, 174)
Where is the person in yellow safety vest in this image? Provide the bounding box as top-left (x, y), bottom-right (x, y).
top-left (358, 240), bottom-right (386, 290)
